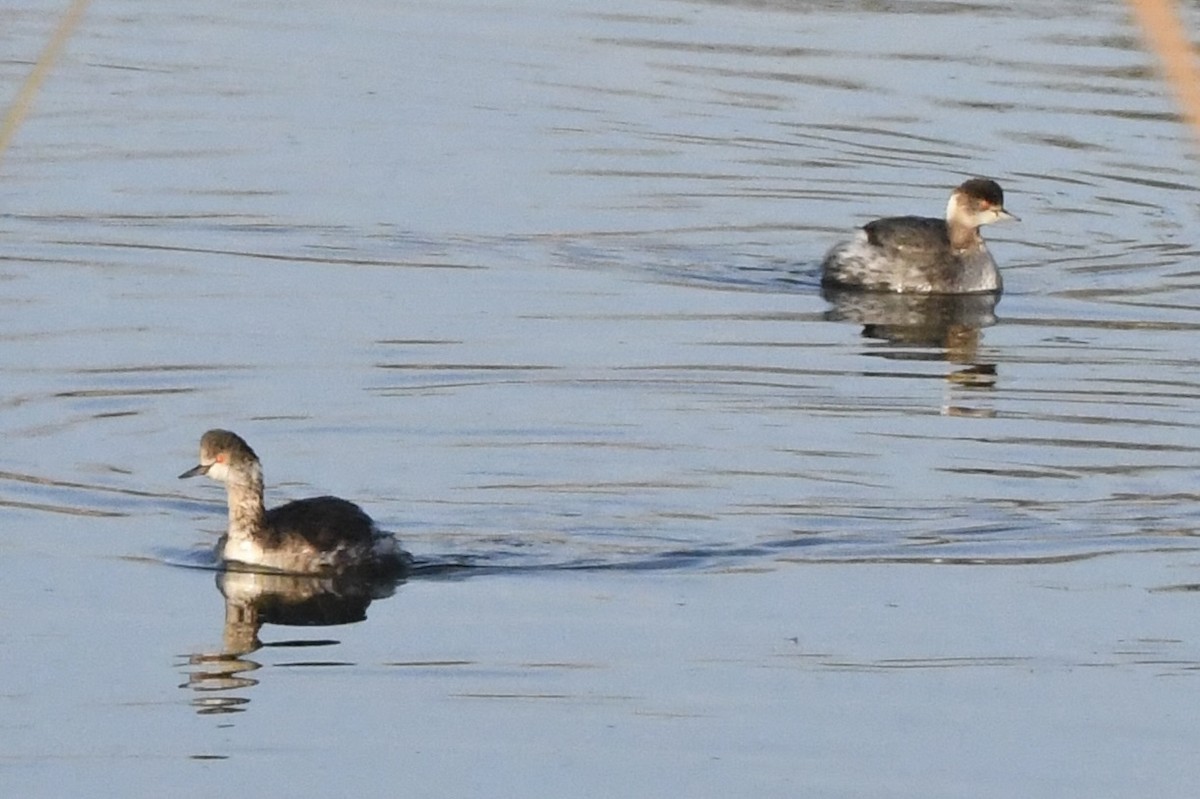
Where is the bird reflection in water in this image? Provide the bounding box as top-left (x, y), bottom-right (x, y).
top-left (822, 288), bottom-right (1000, 417)
top-left (181, 568), bottom-right (402, 715)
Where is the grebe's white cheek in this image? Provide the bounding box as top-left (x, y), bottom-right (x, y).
top-left (206, 462), bottom-right (230, 482)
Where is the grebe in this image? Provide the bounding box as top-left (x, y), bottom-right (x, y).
top-left (179, 429), bottom-right (408, 576)
top-left (821, 178), bottom-right (1018, 294)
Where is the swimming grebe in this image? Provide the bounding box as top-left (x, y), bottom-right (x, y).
top-left (821, 178), bottom-right (1018, 294)
top-left (179, 429), bottom-right (408, 576)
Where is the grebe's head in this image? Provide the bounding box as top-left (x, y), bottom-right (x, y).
top-left (179, 429), bottom-right (262, 487)
top-left (946, 178), bottom-right (1018, 228)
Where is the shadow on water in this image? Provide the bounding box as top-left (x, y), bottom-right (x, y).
top-left (821, 288), bottom-right (999, 348)
top-left (822, 288), bottom-right (1001, 396)
top-left (176, 536), bottom-right (1133, 718)
top-left (181, 569), bottom-right (403, 716)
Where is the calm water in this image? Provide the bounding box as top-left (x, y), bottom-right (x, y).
top-left (3, 0), bottom-right (1200, 796)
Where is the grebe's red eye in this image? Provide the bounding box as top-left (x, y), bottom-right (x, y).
top-left (216, 453), bottom-right (226, 463)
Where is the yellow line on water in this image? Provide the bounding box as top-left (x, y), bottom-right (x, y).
top-left (0, 0), bottom-right (92, 171)
top-left (1127, 0), bottom-right (1200, 147)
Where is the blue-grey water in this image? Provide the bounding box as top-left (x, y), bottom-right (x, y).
top-left (4, 0), bottom-right (1200, 796)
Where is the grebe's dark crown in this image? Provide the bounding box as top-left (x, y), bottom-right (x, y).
top-left (957, 178), bottom-right (1005, 207)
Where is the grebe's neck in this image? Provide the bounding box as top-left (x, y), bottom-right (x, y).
top-left (945, 193), bottom-right (983, 251)
top-left (224, 461), bottom-right (266, 542)
top-left (947, 223), bottom-right (982, 251)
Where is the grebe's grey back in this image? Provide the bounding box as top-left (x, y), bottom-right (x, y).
top-left (821, 178), bottom-right (1018, 294)
top-left (179, 429), bottom-right (408, 575)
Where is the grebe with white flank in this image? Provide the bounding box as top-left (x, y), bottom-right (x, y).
top-left (821, 178), bottom-right (1018, 294)
top-left (180, 429), bottom-right (409, 576)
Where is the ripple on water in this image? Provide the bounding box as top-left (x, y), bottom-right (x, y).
top-left (3, 0), bottom-right (1199, 574)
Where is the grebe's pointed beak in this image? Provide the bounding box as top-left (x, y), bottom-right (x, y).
top-left (997, 208), bottom-right (1019, 222)
top-left (179, 464), bottom-right (208, 479)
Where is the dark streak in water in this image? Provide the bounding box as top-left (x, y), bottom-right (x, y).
top-left (0, 499), bottom-right (126, 517)
top-left (55, 239), bottom-right (485, 270)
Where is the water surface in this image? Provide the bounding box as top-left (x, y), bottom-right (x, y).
top-left (3, 0), bottom-right (1200, 796)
